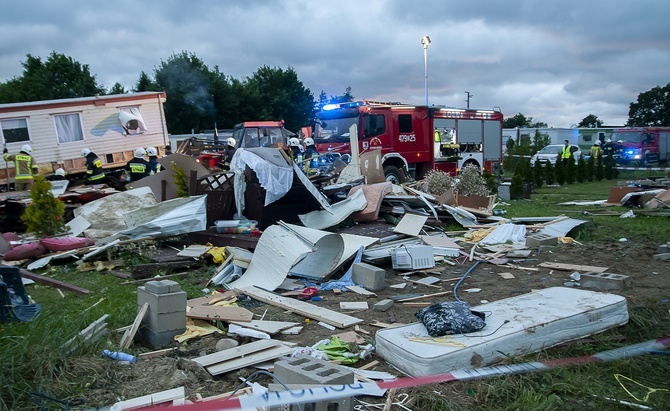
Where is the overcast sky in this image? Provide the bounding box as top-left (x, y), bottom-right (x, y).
top-left (1, 0), bottom-right (668, 128)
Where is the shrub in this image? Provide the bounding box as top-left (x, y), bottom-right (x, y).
top-left (544, 161), bottom-right (555, 185)
top-left (565, 153), bottom-right (576, 184)
top-left (555, 158), bottom-right (566, 185)
top-left (533, 162), bottom-right (544, 188)
top-left (510, 166), bottom-right (525, 199)
top-left (455, 165), bottom-right (489, 197)
top-left (171, 162), bottom-right (190, 197)
top-left (21, 175), bottom-right (67, 237)
top-left (586, 156), bottom-right (595, 181)
top-left (576, 156), bottom-right (587, 183)
top-left (595, 157), bottom-right (604, 181)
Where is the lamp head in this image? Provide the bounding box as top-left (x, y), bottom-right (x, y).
top-left (421, 36), bottom-right (431, 48)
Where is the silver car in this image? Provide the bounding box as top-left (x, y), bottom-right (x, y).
top-left (530, 144), bottom-right (582, 166)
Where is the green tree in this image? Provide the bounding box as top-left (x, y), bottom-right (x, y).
top-left (578, 114), bottom-right (604, 128)
top-left (531, 129), bottom-right (551, 153)
top-left (565, 153), bottom-right (576, 184)
top-left (503, 113), bottom-right (548, 128)
top-left (510, 165), bottom-right (525, 200)
top-left (604, 155), bottom-right (617, 180)
top-left (555, 157), bottom-right (566, 185)
top-left (243, 65), bottom-right (315, 132)
top-left (533, 162), bottom-right (544, 188)
top-left (133, 71), bottom-right (161, 92)
top-left (108, 82), bottom-right (127, 95)
top-left (595, 157), bottom-right (604, 181)
top-left (576, 156), bottom-right (587, 183)
top-left (154, 51), bottom-right (218, 134)
top-left (21, 176), bottom-right (66, 237)
top-left (0, 52), bottom-right (104, 103)
top-left (522, 160), bottom-right (534, 185)
top-left (627, 83), bottom-right (670, 126)
top-left (586, 155), bottom-right (595, 182)
top-left (544, 161), bottom-right (555, 185)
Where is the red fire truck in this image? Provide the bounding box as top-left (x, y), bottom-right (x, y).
top-left (313, 101), bottom-right (504, 182)
top-left (610, 127), bottom-right (670, 166)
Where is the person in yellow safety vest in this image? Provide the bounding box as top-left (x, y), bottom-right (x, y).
top-left (434, 129), bottom-right (441, 142)
top-left (125, 147), bottom-right (150, 182)
top-left (589, 140), bottom-right (602, 160)
top-left (81, 148), bottom-right (107, 185)
top-left (561, 139), bottom-right (572, 166)
top-left (3, 144), bottom-right (38, 191)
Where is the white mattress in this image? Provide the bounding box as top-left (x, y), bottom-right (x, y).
top-left (375, 287), bottom-right (629, 377)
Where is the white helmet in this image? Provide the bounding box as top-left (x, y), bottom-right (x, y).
top-left (147, 146), bottom-right (157, 156)
top-left (617, 140), bottom-right (624, 144)
top-left (81, 148), bottom-right (91, 157)
top-left (55, 168), bottom-right (66, 177)
top-left (21, 144), bottom-right (32, 153)
top-left (594, 140), bottom-right (601, 145)
top-left (606, 138), bottom-right (612, 143)
top-left (289, 137), bottom-right (301, 147)
top-left (226, 137), bottom-right (236, 148)
top-left (135, 147), bottom-right (147, 158)
top-left (304, 137), bottom-right (315, 146)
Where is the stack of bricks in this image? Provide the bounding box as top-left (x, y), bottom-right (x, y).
top-left (137, 280), bottom-right (186, 348)
top-left (270, 356), bottom-right (355, 410)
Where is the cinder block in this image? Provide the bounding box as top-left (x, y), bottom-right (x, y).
top-left (274, 356), bottom-right (354, 385)
top-left (653, 253), bottom-right (670, 261)
top-left (141, 308), bottom-right (186, 332)
top-left (267, 383), bottom-right (352, 411)
top-left (352, 262), bottom-right (385, 291)
top-left (657, 244), bottom-right (669, 254)
top-left (581, 272), bottom-right (631, 291)
top-left (373, 299), bottom-right (394, 312)
top-left (526, 233), bottom-right (558, 247)
top-left (145, 280), bottom-right (171, 295)
top-left (137, 327), bottom-right (183, 349)
top-left (137, 287), bottom-right (187, 314)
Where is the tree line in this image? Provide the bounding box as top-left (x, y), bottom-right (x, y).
top-left (0, 51), bottom-right (667, 134)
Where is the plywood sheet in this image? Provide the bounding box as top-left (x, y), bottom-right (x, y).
top-left (393, 213), bottom-right (429, 236)
top-left (228, 320), bottom-right (300, 335)
top-left (349, 182), bottom-right (393, 222)
top-left (186, 305), bottom-right (254, 322)
top-left (236, 286), bottom-right (363, 328)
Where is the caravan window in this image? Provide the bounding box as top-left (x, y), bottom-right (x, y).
top-left (0, 118), bottom-right (31, 144)
top-left (119, 106), bottom-right (147, 135)
top-left (54, 113), bottom-right (84, 143)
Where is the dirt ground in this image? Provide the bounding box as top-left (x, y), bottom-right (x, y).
top-left (77, 222), bottom-right (670, 408)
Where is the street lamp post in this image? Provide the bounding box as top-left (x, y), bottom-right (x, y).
top-left (421, 35), bottom-right (431, 106)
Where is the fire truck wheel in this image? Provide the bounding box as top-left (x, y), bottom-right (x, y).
top-left (383, 165), bottom-right (405, 184)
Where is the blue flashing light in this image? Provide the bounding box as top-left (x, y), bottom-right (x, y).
top-left (625, 150), bottom-right (634, 155)
top-left (322, 104), bottom-right (338, 111)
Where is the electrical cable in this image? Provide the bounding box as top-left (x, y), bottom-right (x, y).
top-left (453, 260), bottom-right (481, 302)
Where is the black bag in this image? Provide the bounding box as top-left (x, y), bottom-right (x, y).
top-left (416, 301), bottom-right (486, 337)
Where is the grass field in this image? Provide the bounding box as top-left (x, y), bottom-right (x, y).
top-left (1, 176), bottom-right (669, 410)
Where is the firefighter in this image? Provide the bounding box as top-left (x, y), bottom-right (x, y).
top-left (81, 148), bottom-right (107, 185)
top-left (303, 137), bottom-right (319, 174)
top-left (589, 140), bottom-right (602, 160)
top-left (602, 138), bottom-right (615, 157)
top-left (50, 168), bottom-right (67, 181)
top-left (614, 140), bottom-right (625, 157)
top-left (288, 137), bottom-right (303, 163)
top-left (221, 138), bottom-right (237, 171)
top-left (560, 140), bottom-right (572, 166)
top-left (125, 147), bottom-right (150, 182)
top-left (3, 144), bottom-right (38, 191)
top-left (146, 147), bottom-right (162, 174)
top-left (164, 145), bottom-right (172, 156)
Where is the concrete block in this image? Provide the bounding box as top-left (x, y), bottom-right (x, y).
top-left (581, 272), bottom-right (631, 291)
top-left (137, 327), bottom-right (184, 348)
top-left (145, 280), bottom-right (171, 295)
top-left (137, 287), bottom-right (187, 314)
top-left (267, 384), bottom-right (352, 411)
top-left (526, 233), bottom-right (558, 247)
top-left (274, 356), bottom-right (354, 385)
top-left (659, 244), bottom-right (670, 254)
top-left (653, 253), bottom-right (670, 261)
top-left (352, 262), bottom-right (385, 291)
top-left (141, 309), bottom-right (186, 333)
top-left (373, 299), bottom-right (394, 312)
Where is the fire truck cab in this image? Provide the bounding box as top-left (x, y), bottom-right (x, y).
top-left (610, 127), bottom-right (670, 166)
top-left (313, 101), bottom-right (503, 182)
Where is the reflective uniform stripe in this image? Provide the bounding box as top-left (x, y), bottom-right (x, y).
top-left (130, 164), bottom-right (147, 173)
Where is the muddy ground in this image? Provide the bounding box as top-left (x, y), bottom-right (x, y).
top-left (76, 222), bottom-right (669, 408)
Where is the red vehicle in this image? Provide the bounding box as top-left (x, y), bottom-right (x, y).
top-left (193, 121), bottom-right (290, 169)
top-left (611, 127), bottom-right (670, 166)
top-left (313, 101), bottom-right (504, 182)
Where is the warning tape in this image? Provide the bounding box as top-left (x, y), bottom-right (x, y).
top-left (614, 166), bottom-right (669, 171)
top-left (136, 336), bottom-right (670, 411)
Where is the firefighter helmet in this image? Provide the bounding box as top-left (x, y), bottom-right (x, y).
top-left (606, 138), bottom-right (612, 143)
top-left (289, 137), bottom-right (301, 147)
top-left (147, 147), bottom-right (158, 156)
top-left (135, 147), bottom-right (147, 158)
top-left (304, 137), bottom-right (315, 146)
top-left (81, 148), bottom-right (91, 157)
top-left (594, 140), bottom-right (601, 145)
top-left (617, 140), bottom-right (624, 144)
top-left (20, 144), bottom-right (33, 153)
top-left (226, 137), bottom-right (236, 148)
top-left (55, 168), bottom-right (66, 177)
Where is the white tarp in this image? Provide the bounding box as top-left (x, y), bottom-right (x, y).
top-left (479, 223), bottom-right (527, 246)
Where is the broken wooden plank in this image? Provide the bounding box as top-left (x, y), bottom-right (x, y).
top-left (236, 286), bottom-right (363, 328)
top-left (137, 347), bottom-right (177, 360)
top-left (62, 314), bottom-right (109, 355)
top-left (227, 320), bottom-right (299, 335)
top-left (121, 271), bottom-right (191, 285)
top-left (193, 339), bottom-right (281, 367)
top-left (396, 290), bottom-right (453, 302)
top-left (110, 386), bottom-right (185, 410)
top-left (537, 262), bottom-right (608, 272)
top-left (120, 302), bottom-right (148, 350)
top-left (340, 302), bottom-right (369, 310)
top-left (345, 285), bottom-right (377, 297)
top-left (186, 305), bottom-right (253, 322)
top-left (20, 269), bottom-right (90, 295)
top-left (206, 344), bottom-right (293, 376)
top-left (130, 260), bottom-right (206, 279)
